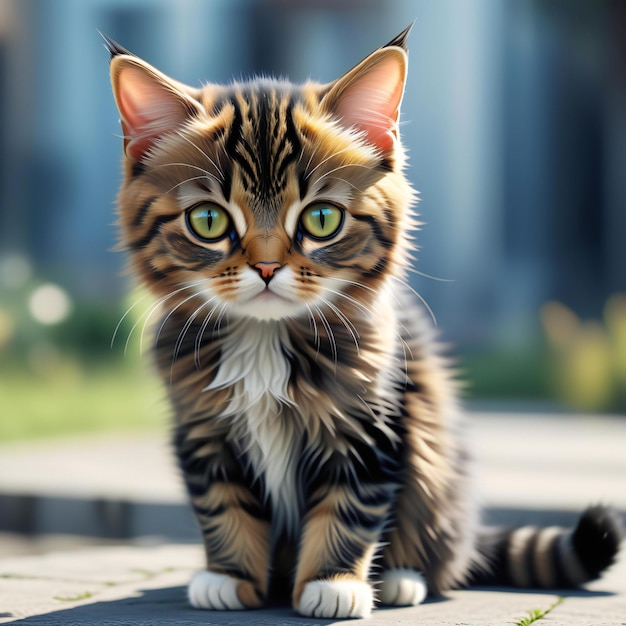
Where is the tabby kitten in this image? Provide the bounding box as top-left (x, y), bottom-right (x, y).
top-left (106, 28), bottom-right (621, 619)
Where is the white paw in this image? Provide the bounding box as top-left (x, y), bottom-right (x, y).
top-left (188, 571), bottom-right (245, 610)
top-left (378, 568), bottom-right (428, 606)
top-left (297, 579), bottom-right (373, 618)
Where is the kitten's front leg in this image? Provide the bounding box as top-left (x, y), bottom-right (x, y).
top-left (187, 482), bottom-right (270, 610)
top-left (293, 472), bottom-right (397, 619)
top-left (178, 434), bottom-right (271, 610)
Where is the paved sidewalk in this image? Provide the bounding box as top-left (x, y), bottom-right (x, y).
top-left (0, 543), bottom-right (624, 625)
top-left (1, 413), bottom-right (624, 539)
top-left (0, 412), bottom-right (624, 624)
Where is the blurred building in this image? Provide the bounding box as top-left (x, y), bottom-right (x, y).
top-left (0, 0), bottom-right (624, 349)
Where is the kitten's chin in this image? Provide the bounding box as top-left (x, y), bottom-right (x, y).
top-left (233, 291), bottom-right (308, 321)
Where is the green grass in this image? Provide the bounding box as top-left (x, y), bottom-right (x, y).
top-left (515, 597), bottom-right (564, 626)
top-left (53, 591), bottom-right (93, 602)
top-left (460, 347), bottom-right (551, 400)
top-left (0, 365), bottom-right (167, 442)
top-left (1, 348), bottom-right (551, 443)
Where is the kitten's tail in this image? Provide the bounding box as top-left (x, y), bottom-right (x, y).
top-left (469, 506), bottom-right (623, 588)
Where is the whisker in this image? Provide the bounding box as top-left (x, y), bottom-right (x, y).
top-left (305, 146), bottom-right (358, 179)
top-left (326, 274), bottom-right (408, 330)
top-left (212, 302), bottom-right (230, 341)
top-left (314, 162), bottom-right (378, 188)
top-left (319, 281), bottom-right (412, 379)
top-left (303, 147), bottom-right (318, 181)
top-left (390, 275), bottom-right (437, 327)
top-left (175, 131), bottom-right (225, 181)
top-left (170, 297), bottom-right (218, 382)
top-left (164, 174), bottom-right (219, 197)
top-left (329, 276), bottom-right (379, 297)
top-left (320, 286), bottom-right (374, 319)
top-left (319, 296), bottom-right (360, 354)
top-left (111, 289), bottom-right (153, 349)
top-left (405, 266), bottom-right (454, 283)
top-left (312, 303), bottom-right (337, 372)
top-left (119, 280), bottom-right (206, 356)
top-left (398, 334), bottom-right (413, 387)
top-left (324, 176), bottom-right (366, 194)
top-left (139, 279), bottom-right (211, 354)
top-left (304, 303), bottom-right (321, 359)
top-left (330, 275), bottom-right (418, 338)
top-left (154, 288), bottom-right (210, 350)
top-left (154, 162), bottom-right (222, 187)
top-left (194, 298), bottom-right (222, 369)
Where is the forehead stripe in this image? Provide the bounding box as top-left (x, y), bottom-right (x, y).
top-left (273, 101), bottom-right (302, 189)
top-left (220, 91), bottom-right (303, 215)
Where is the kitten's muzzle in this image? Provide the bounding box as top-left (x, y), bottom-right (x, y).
top-left (244, 231), bottom-right (289, 284)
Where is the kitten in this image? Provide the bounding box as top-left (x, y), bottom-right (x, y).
top-left (105, 27), bottom-right (622, 619)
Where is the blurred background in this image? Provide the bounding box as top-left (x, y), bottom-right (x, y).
top-left (1, 0), bottom-right (625, 489)
top-left (0, 0), bottom-right (625, 565)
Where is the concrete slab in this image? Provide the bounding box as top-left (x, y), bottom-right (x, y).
top-left (1, 413), bottom-right (624, 511)
top-left (0, 544), bottom-right (624, 625)
top-left (0, 433), bottom-right (183, 503)
top-left (471, 413), bottom-right (626, 511)
top-left (1, 413), bottom-right (625, 542)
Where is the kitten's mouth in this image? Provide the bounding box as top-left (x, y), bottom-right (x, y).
top-left (234, 287), bottom-right (303, 321)
top-left (254, 289), bottom-right (292, 303)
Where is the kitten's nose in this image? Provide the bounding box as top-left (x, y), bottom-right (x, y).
top-left (253, 262), bottom-right (282, 284)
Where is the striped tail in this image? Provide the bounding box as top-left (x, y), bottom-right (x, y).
top-left (470, 506), bottom-right (623, 588)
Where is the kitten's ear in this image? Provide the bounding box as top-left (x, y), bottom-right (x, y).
top-left (110, 55), bottom-right (202, 161)
top-left (322, 43), bottom-right (408, 154)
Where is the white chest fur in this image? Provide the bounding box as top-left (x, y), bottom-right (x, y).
top-left (205, 320), bottom-right (300, 536)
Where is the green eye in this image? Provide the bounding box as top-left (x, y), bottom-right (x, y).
top-left (300, 203), bottom-right (344, 240)
top-left (186, 203), bottom-right (231, 241)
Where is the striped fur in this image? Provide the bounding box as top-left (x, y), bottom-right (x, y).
top-left (470, 506), bottom-right (623, 590)
top-left (107, 28), bottom-right (622, 618)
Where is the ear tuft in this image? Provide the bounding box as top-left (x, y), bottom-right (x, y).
top-left (323, 48), bottom-right (408, 155)
top-left (383, 23), bottom-right (414, 52)
top-left (99, 31), bottom-right (133, 61)
top-left (110, 57), bottom-right (201, 161)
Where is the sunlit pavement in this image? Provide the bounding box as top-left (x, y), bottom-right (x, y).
top-left (0, 412), bottom-right (624, 625)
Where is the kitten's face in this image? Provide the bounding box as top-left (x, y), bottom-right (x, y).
top-left (110, 38), bottom-right (413, 323)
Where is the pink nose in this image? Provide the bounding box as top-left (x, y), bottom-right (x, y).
top-left (254, 262), bottom-right (281, 280)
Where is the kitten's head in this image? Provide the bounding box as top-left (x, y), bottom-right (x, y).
top-left (108, 28), bottom-right (415, 323)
